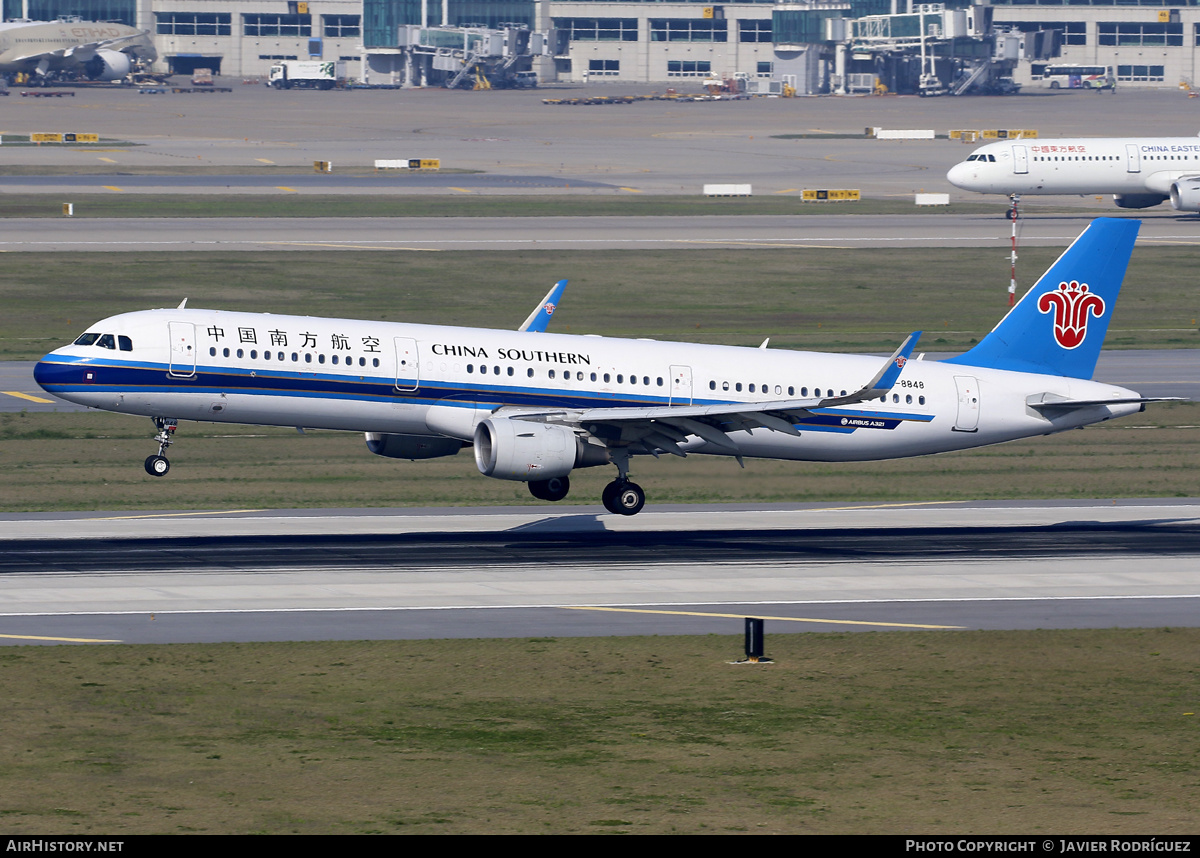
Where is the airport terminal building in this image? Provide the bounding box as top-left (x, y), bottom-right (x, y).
top-left (5, 0), bottom-right (1200, 91)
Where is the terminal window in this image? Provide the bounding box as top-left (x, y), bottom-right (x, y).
top-left (739, 19), bottom-right (772, 43)
top-left (322, 15), bottom-right (360, 38)
top-left (588, 59), bottom-right (620, 75)
top-left (555, 18), bottom-right (638, 41)
top-left (156, 13), bottom-right (232, 36)
top-left (1117, 65), bottom-right (1165, 83)
top-left (667, 60), bottom-right (712, 76)
top-left (1098, 22), bottom-right (1182, 47)
top-left (244, 14), bottom-right (313, 38)
top-left (651, 20), bottom-right (727, 43)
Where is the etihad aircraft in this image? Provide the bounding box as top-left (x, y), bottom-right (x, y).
top-left (0, 18), bottom-right (156, 82)
top-left (35, 219), bottom-right (1166, 516)
top-left (947, 136), bottom-right (1200, 216)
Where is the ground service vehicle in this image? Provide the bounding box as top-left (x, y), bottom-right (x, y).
top-left (269, 60), bottom-right (345, 90)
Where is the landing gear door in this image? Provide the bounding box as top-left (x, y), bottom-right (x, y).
top-left (168, 321), bottom-right (196, 378)
top-left (1012, 145), bottom-right (1029, 175)
top-left (669, 365), bottom-right (693, 405)
top-left (394, 337), bottom-right (419, 392)
top-left (953, 375), bottom-right (980, 433)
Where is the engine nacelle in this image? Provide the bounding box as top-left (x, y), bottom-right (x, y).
top-left (365, 432), bottom-right (464, 460)
top-left (1112, 193), bottom-right (1167, 210)
top-left (1169, 180), bottom-right (1200, 212)
top-left (474, 418), bottom-right (580, 482)
top-left (83, 50), bottom-right (132, 81)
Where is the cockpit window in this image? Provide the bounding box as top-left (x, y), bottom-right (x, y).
top-left (118, 335), bottom-right (133, 352)
top-left (96, 334), bottom-right (116, 349)
top-left (987, 154), bottom-right (997, 162)
top-left (966, 155), bottom-right (979, 162)
top-left (74, 333), bottom-right (100, 346)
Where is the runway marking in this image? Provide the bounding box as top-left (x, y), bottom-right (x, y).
top-left (2, 391), bottom-right (54, 404)
top-left (102, 185), bottom-right (122, 192)
top-left (84, 509), bottom-right (267, 521)
top-left (97, 157), bottom-right (117, 164)
top-left (256, 158), bottom-right (275, 164)
top-left (449, 187), bottom-right (473, 193)
top-left (774, 189), bottom-right (798, 194)
top-left (809, 500), bottom-right (961, 512)
top-left (259, 242), bottom-right (442, 251)
top-left (0, 633), bottom-right (122, 643)
top-left (560, 606), bottom-right (963, 629)
top-left (276, 186), bottom-right (298, 192)
top-left (619, 187), bottom-right (643, 193)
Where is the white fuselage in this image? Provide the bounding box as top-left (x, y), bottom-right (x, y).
top-left (0, 20), bottom-right (154, 75)
top-left (34, 308), bottom-right (1142, 465)
top-left (947, 137), bottom-right (1200, 204)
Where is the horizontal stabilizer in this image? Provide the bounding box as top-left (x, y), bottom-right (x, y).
top-left (1027, 392), bottom-right (1185, 412)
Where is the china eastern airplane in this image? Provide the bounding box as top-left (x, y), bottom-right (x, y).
top-left (34, 219), bottom-right (1169, 516)
top-left (947, 136), bottom-right (1200, 215)
top-left (0, 19), bottom-right (155, 81)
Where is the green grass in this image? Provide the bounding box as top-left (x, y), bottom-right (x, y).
top-left (0, 631), bottom-right (1196, 833)
top-left (3, 246), bottom-right (1199, 362)
top-left (1, 403), bottom-right (1197, 512)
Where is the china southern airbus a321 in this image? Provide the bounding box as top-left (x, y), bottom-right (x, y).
top-left (948, 135), bottom-right (1200, 216)
top-left (35, 219), bottom-right (1166, 516)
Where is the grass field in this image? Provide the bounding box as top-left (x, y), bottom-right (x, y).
top-left (3, 245), bottom-right (1200, 362)
top-left (1, 631), bottom-right (1196, 834)
top-left (1, 402), bottom-right (1197, 512)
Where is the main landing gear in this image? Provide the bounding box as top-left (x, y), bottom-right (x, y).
top-left (525, 448), bottom-right (648, 515)
top-left (144, 417), bottom-right (178, 477)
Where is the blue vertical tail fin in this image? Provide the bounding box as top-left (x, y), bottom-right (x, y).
top-left (944, 218), bottom-right (1140, 379)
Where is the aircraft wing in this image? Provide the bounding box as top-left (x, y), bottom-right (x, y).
top-left (518, 280), bottom-right (567, 332)
top-left (502, 332), bottom-right (922, 456)
top-left (8, 30), bottom-right (149, 64)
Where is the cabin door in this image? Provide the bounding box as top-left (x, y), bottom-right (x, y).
top-left (1125, 144), bottom-right (1141, 173)
top-left (669, 365), bottom-right (693, 405)
top-left (953, 375), bottom-right (980, 432)
top-left (167, 322), bottom-right (196, 379)
top-left (394, 337), bottom-right (420, 392)
top-left (1012, 145), bottom-right (1029, 174)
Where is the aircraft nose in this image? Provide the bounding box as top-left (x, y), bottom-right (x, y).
top-left (33, 353), bottom-right (73, 394)
top-left (946, 162), bottom-right (974, 188)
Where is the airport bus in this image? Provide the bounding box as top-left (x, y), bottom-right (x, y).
top-left (1031, 64), bottom-right (1115, 91)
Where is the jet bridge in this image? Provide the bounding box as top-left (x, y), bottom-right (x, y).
top-left (392, 24), bottom-right (551, 90)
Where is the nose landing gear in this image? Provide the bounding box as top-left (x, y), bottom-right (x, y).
top-left (144, 417), bottom-right (178, 477)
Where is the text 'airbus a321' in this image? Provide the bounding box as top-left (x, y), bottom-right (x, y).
top-left (35, 219), bottom-right (1170, 516)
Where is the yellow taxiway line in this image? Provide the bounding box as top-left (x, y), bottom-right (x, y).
top-left (561, 606), bottom-right (963, 630)
top-left (0, 633), bottom-right (122, 643)
top-left (2, 391), bottom-right (54, 404)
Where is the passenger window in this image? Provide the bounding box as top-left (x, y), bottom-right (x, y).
top-left (74, 333), bottom-right (100, 346)
top-left (237, 348), bottom-right (244, 358)
top-left (250, 350), bottom-right (258, 359)
top-left (97, 334), bottom-right (116, 349)
top-left (549, 370), bottom-right (556, 379)
top-left (749, 384), bottom-right (756, 393)
top-left (209, 347), bottom-right (216, 357)
top-left (118, 336), bottom-right (133, 352)
top-left (224, 348), bottom-right (231, 358)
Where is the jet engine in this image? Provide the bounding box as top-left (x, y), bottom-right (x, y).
top-left (1169, 180), bottom-right (1200, 212)
top-left (83, 50), bottom-right (133, 81)
top-left (365, 432), bottom-right (465, 460)
top-left (1112, 193), bottom-right (1168, 210)
top-left (474, 417), bottom-right (607, 481)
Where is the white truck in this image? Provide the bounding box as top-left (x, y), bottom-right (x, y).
top-left (268, 61), bottom-right (346, 90)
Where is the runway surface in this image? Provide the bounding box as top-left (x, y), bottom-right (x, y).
top-left (1, 501), bottom-right (1197, 646)
top-left (1, 212), bottom-right (1198, 252)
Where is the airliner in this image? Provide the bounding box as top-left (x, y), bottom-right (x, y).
top-left (34, 219), bottom-right (1167, 516)
top-left (0, 19), bottom-right (155, 81)
top-left (947, 136), bottom-right (1200, 215)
